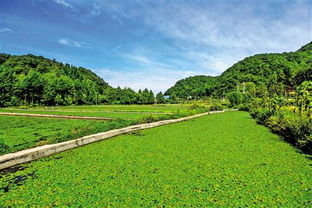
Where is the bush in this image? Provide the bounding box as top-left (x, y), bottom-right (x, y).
top-left (252, 106), bottom-right (312, 154)
top-left (251, 107), bottom-right (273, 124)
top-left (137, 115), bottom-right (159, 124)
top-left (236, 104), bottom-right (250, 111)
top-left (226, 92), bottom-right (244, 106)
top-left (187, 104), bottom-right (208, 113)
top-left (209, 103), bottom-right (223, 111)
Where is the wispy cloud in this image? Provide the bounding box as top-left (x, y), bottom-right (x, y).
top-left (123, 54), bottom-right (173, 69)
top-left (2, 0), bottom-right (310, 92)
top-left (52, 0), bottom-right (73, 9)
top-left (96, 0), bottom-right (311, 75)
top-left (113, 44), bottom-right (122, 51)
top-left (138, 0), bottom-right (311, 52)
top-left (99, 67), bottom-right (204, 93)
top-left (91, 3), bottom-right (101, 16)
top-left (58, 38), bottom-right (90, 48)
top-left (0, 27), bottom-right (12, 33)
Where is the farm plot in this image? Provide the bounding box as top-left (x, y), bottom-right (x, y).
top-left (1, 112), bottom-right (311, 207)
top-left (1, 104), bottom-right (190, 113)
top-left (0, 116), bottom-right (132, 155)
top-left (0, 104), bottom-right (190, 120)
top-left (0, 110), bottom-right (163, 120)
top-left (0, 104), bottom-right (199, 154)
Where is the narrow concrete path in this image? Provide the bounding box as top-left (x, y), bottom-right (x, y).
top-left (0, 112), bottom-right (115, 120)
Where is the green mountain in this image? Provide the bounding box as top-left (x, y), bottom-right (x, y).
top-left (165, 42), bottom-right (312, 99)
top-left (0, 54), bottom-right (111, 106)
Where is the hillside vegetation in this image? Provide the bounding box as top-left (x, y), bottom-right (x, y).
top-left (0, 54), bottom-right (166, 106)
top-left (165, 42), bottom-right (312, 98)
top-left (166, 42), bottom-right (312, 154)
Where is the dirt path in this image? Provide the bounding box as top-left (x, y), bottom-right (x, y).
top-left (0, 112), bottom-right (115, 120)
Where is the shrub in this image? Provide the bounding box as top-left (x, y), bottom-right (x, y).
top-left (209, 103), bottom-right (223, 111)
top-left (251, 107), bottom-right (273, 124)
top-left (187, 104), bottom-right (208, 113)
top-left (226, 92), bottom-right (244, 106)
top-left (251, 105), bottom-right (312, 154)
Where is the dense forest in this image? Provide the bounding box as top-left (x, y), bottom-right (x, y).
top-left (0, 54), bottom-right (167, 106)
top-left (165, 42), bottom-right (312, 99)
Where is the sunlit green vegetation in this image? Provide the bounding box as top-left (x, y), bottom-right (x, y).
top-left (165, 42), bottom-right (312, 99)
top-left (249, 81), bottom-right (312, 154)
top-left (165, 42), bottom-right (312, 154)
top-left (1, 112), bottom-right (311, 207)
top-left (0, 104), bottom-right (216, 154)
top-left (0, 104), bottom-right (191, 114)
top-left (0, 53), bottom-right (174, 106)
top-left (0, 116), bottom-right (133, 155)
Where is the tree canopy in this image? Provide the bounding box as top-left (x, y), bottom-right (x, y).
top-left (165, 42), bottom-right (312, 99)
top-left (0, 54), bottom-right (158, 106)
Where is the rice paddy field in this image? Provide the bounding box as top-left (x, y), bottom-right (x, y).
top-left (0, 104), bottom-right (197, 154)
top-left (1, 111), bottom-right (311, 207)
top-left (0, 116), bottom-right (133, 155)
top-left (0, 104), bottom-right (190, 115)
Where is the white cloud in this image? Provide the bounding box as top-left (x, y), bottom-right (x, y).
top-left (91, 3), bottom-right (101, 16)
top-left (52, 0), bottom-right (74, 9)
top-left (55, 1), bottom-right (312, 91)
top-left (0, 28), bottom-right (12, 33)
top-left (58, 38), bottom-right (90, 48)
top-left (123, 54), bottom-right (173, 69)
top-left (98, 68), bottom-right (205, 93)
top-left (113, 44), bottom-right (122, 51)
top-left (139, 1), bottom-right (311, 53)
top-left (98, 0), bottom-right (311, 75)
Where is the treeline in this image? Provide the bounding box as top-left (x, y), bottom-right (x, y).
top-left (0, 54), bottom-right (170, 106)
top-left (103, 88), bottom-right (170, 105)
top-left (165, 42), bottom-right (312, 99)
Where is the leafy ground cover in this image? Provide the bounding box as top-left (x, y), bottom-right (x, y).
top-left (1, 104), bottom-right (190, 113)
top-left (0, 116), bottom-right (133, 155)
top-left (0, 104), bottom-right (208, 154)
top-left (0, 104), bottom-right (192, 120)
top-left (0, 109), bottom-right (165, 120)
top-left (1, 111), bottom-right (311, 207)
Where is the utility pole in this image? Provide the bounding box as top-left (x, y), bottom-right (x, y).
top-left (242, 82), bottom-right (246, 94)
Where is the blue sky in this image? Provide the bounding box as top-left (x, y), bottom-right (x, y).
top-left (0, 0), bottom-right (311, 92)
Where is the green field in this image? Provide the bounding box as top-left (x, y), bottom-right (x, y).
top-left (0, 104), bottom-right (190, 114)
top-left (0, 116), bottom-right (133, 155)
top-left (0, 104), bottom-right (192, 120)
top-left (0, 109), bottom-right (167, 120)
top-left (0, 104), bottom-right (201, 154)
top-left (1, 112), bottom-right (311, 207)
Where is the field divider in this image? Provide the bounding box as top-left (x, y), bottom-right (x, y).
top-left (2, 109), bottom-right (174, 114)
top-left (0, 110), bottom-right (225, 170)
top-left (0, 112), bottom-right (115, 120)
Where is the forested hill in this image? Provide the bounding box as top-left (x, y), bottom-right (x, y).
top-left (0, 53), bottom-right (111, 106)
top-left (165, 42), bottom-right (312, 99)
top-left (0, 53), bottom-right (163, 106)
